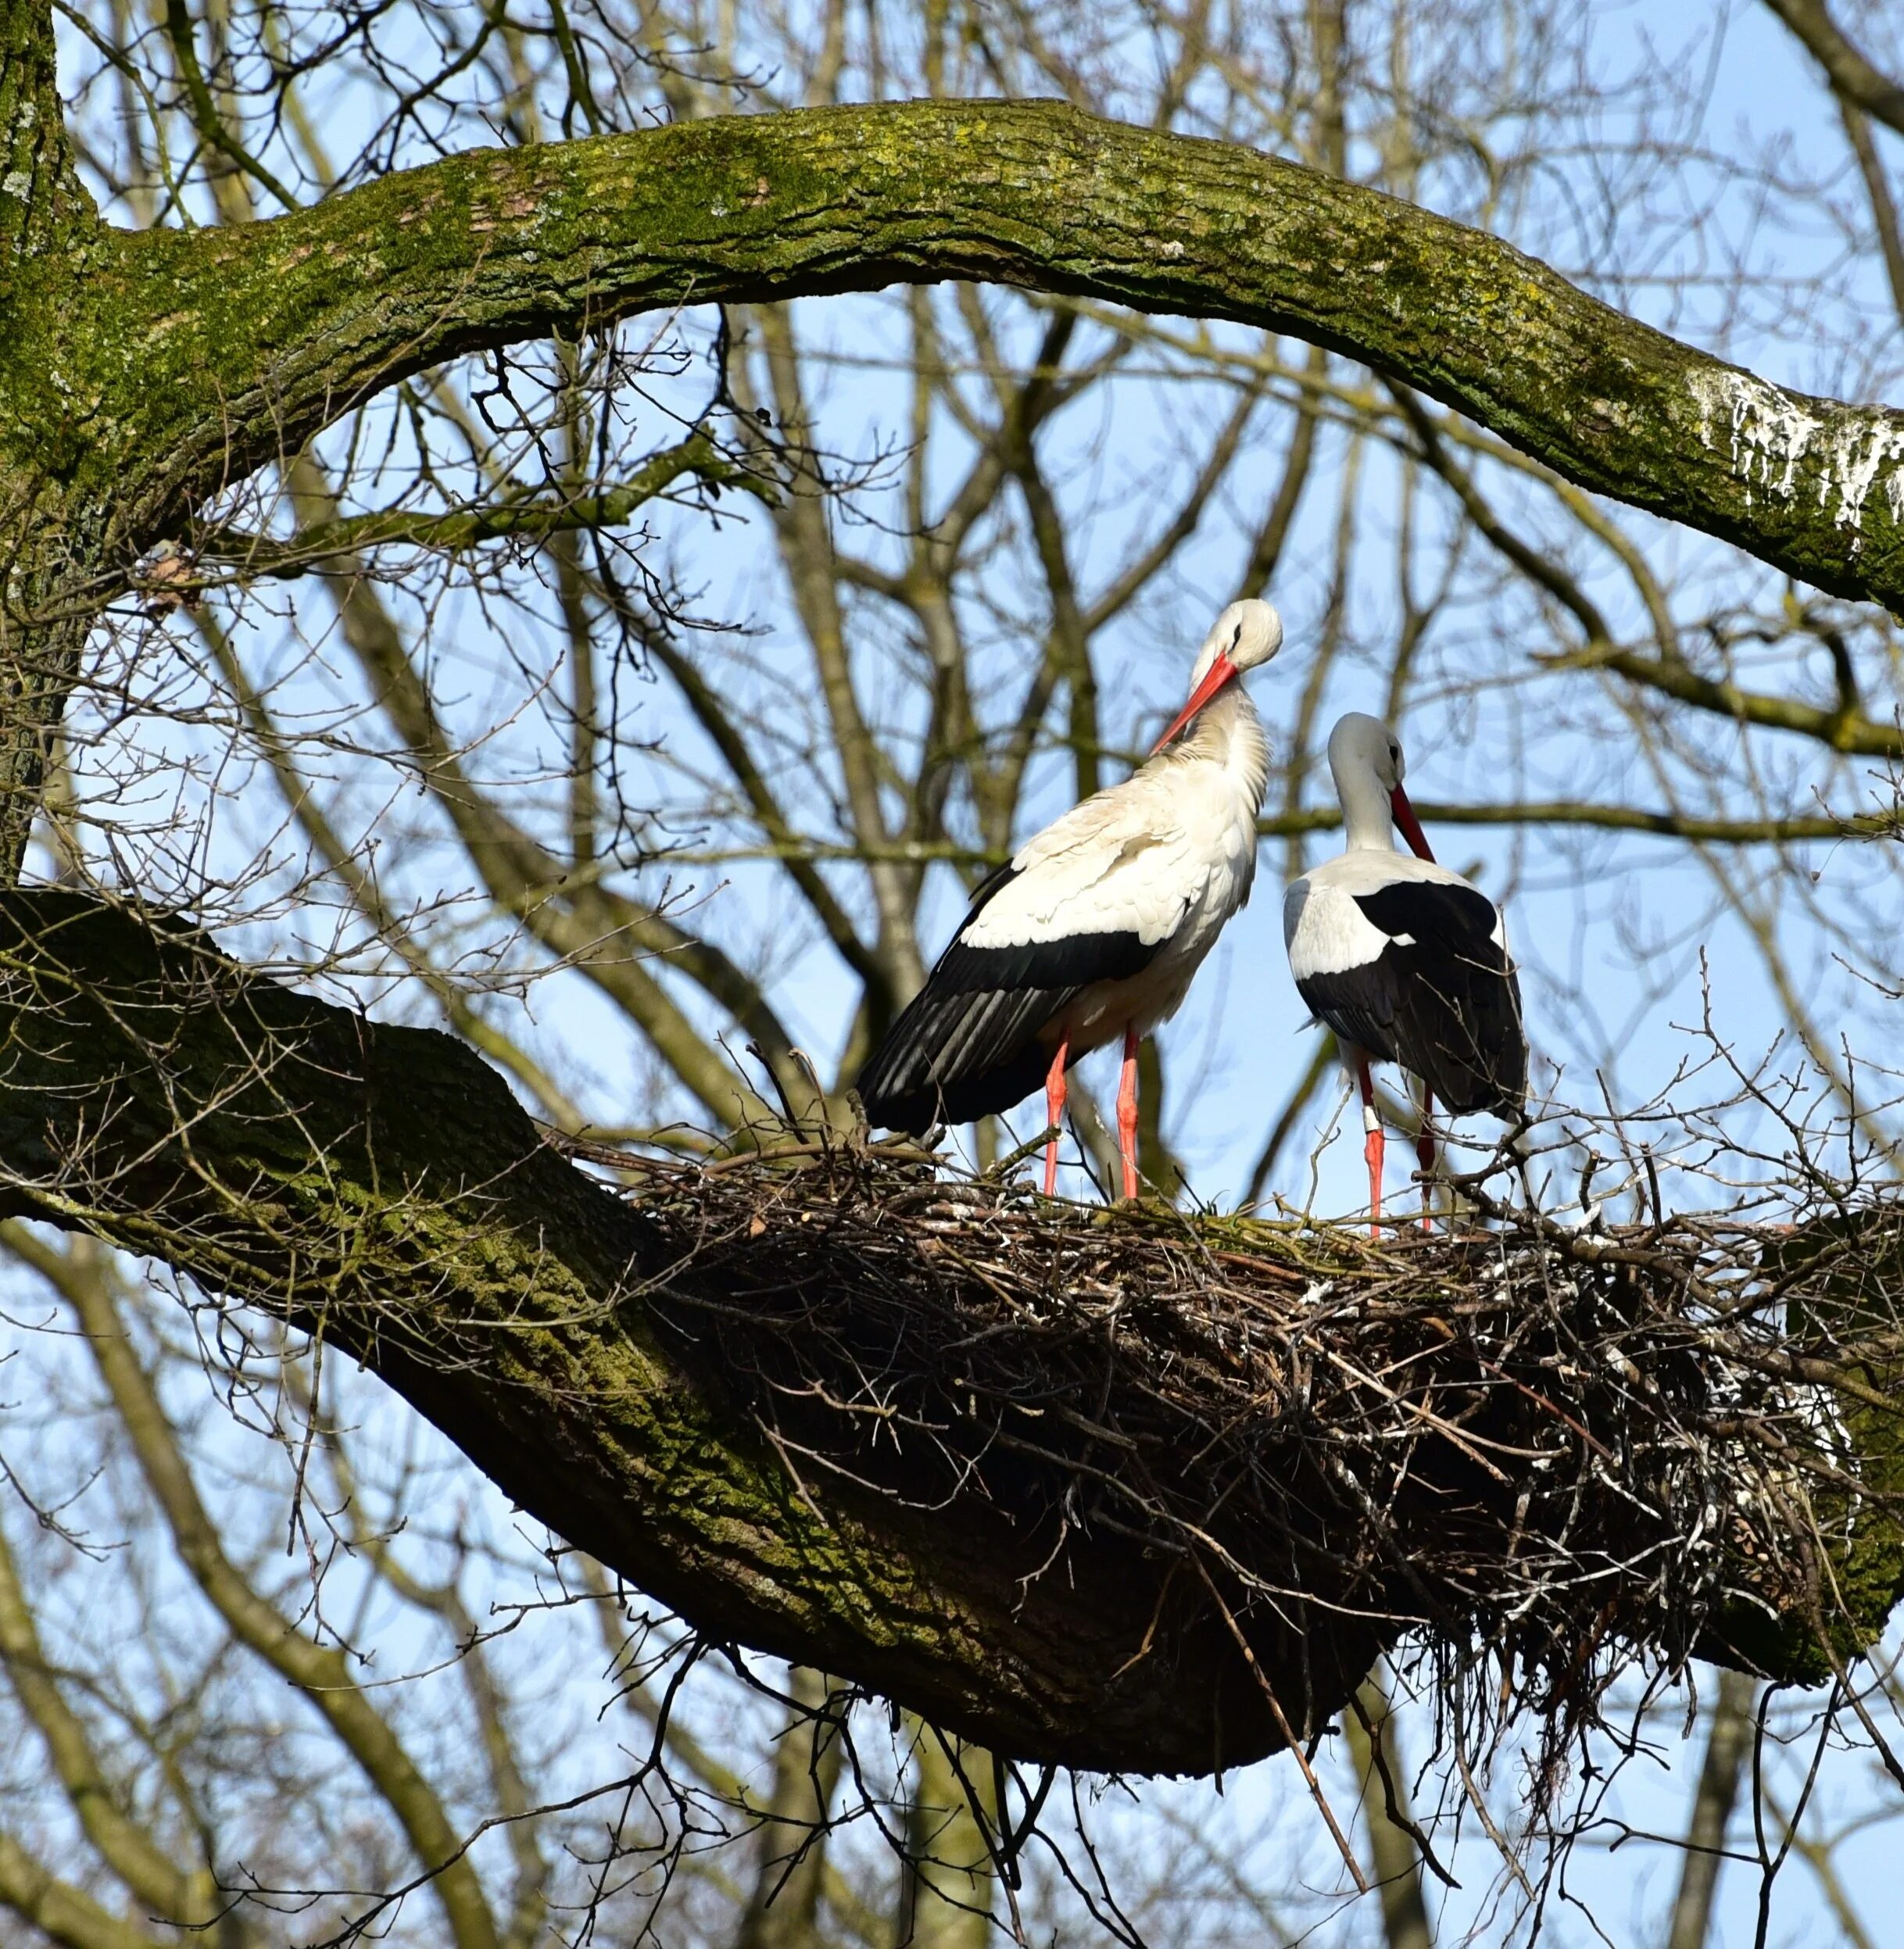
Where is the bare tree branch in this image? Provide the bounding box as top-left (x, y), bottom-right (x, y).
top-left (1763, 0), bottom-right (1904, 141)
top-left (0, 1508), bottom-right (225, 1932)
top-left (283, 453), bottom-right (804, 1128)
top-left (194, 435), bottom-right (773, 585)
top-left (3, 1225), bottom-right (507, 1949)
top-left (1837, 98), bottom-right (1904, 327)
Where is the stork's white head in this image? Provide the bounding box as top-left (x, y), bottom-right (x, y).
top-left (1191, 598), bottom-right (1283, 683)
top-left (1326, 712), bottom-right (1436, 860)
top-left (1152, 599), bottom-right (1283, 753)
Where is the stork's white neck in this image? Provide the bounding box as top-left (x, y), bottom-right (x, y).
top-left (1331, 751), bottom-right (1398, 853)
top-left (1174, 682), bottom-right (1270, 810)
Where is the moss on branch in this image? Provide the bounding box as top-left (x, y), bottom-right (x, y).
top-left (13, 75), bottom-right (1904, 864)
top-left (0, 890), bottom-right (1379, 1774)
top-left (0, 890), bottom-right (1898, 1780)
top-left (13, 97), bottom-right (1904, 620)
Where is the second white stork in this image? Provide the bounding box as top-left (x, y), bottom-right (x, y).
top-left (1283, 713), bottom-right (1525, 1228)
top-left (857, 599), bottom-right (1282, 1200)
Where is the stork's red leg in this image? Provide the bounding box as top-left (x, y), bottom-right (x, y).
top-left (1356, 1054), bottom-right (1383, 1236)
top-left (1416, 1088), bottom-right (1436, 1232)
top-left (1117, 1027), bottom-right (1141, 1203)
top-left (1043, 1036), bottom-right (1071, 1196)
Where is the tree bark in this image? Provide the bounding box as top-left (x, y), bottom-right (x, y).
top-left (0, 889), bottom-right (1387, 1774)
top-left (14, 20), bottom-right (1904, 660)
top-left (0, 889), bottom-right (1896, 1779)
top-left (0, 0), bottom-right (108, 869)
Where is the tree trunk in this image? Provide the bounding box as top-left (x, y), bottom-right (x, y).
top-left (1, 0), bottom-right (106, 874)
top-left (1347, 1677), bottom-right (1433, 1949)
top-left (900, 1729), bottom-right (993, 1949)
top-left (1665, 1672), bottom-right (1757, 1949)
top-left (735, 1668), bottom-right (845, 1949)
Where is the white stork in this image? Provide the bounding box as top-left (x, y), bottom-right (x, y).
top-left (857, 599), bottom-right (1282, 1200)
top-left (1283, 713), bottom-right (1525, 1228)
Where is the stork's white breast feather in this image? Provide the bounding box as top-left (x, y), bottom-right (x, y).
top-left (965, 702), bottom-right (1265, 955)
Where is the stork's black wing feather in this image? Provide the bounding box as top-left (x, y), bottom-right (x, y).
top-left (857, 866), bottom-right (1161, 1132)
top-left (1296, 880), bottom-right (1525, 1115)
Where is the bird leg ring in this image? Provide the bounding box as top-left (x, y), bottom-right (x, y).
top-left (1356, 1054), bottom-right (1383, 1236)
top-left (1043, 1036), bottom-right (1071, 1196)
top-left (1117, 1027), bottom-right (1141, 1203)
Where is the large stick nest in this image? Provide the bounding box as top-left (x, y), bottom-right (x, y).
top-left (623, 1141), bottom-right (1904, 1779)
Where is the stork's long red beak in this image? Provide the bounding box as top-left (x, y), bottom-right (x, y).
top-left (1390, 786), bottom-right (1436, 863)
top-left (1151, 653), bottom-right (1240, 755)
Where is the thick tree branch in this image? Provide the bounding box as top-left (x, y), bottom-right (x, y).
top-left (0, 0), bottom-right (105, 871)
top-left (0, 889), bottom-right (1362, 1775)
top-left (1763, 0), bottom-right (1904, 141)
top-left (16, 77), bottom-right (1904, 873)
top-left (0, 891), bottom-right (1899, 1782)
top-left (34, 98), bottom-right (1904, 620)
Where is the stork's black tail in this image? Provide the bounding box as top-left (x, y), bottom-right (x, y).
top-left (857, 862), bottom-right (1161, 1132)
top-left (856, 973), bottom-right (1068, 1133)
